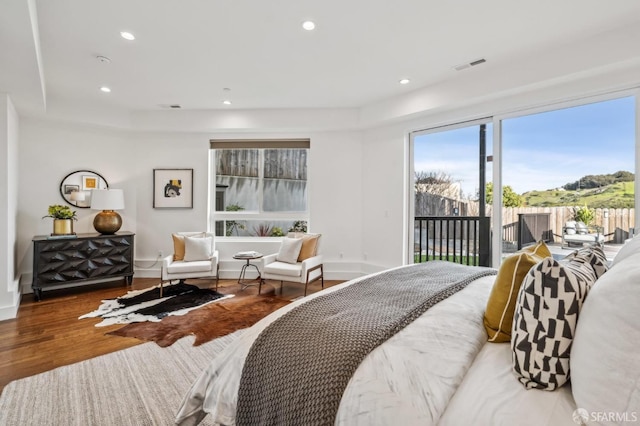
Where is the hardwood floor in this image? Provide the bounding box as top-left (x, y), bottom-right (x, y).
top-left (0, 277), bottom-right (343, 394)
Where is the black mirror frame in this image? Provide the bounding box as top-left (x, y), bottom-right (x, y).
top-left (59, 170), bottom-right (109, 208)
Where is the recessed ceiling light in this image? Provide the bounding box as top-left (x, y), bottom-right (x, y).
top-left (223, 100), bottom-right (232, 105)
top-left (302, 21), bottom-right (316, 31)
top-left (399, 79), bottom-right (410, 85)
top-left (100, 86), bottom-right (111, 93)
top-left (120, 31), bottom-right (135, 41)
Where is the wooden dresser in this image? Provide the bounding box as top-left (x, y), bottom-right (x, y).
top-left (32, 232), bottom-right (134, 300)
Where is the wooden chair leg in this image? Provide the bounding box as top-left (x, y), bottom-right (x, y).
top-left (215, 265), bottom-right (220, 291)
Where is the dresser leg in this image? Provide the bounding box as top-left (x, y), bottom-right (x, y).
top-left (34, 288), bottom-right (42, 301)
top-left (125, 275), bottom-right (133, 285)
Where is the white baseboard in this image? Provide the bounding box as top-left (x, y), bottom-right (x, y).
top-left (0, 277), bottom-right (22, 320)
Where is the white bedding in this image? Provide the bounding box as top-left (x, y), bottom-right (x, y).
top-left (175, 266), bottom-right (576, 426)
top-left (439, 343), bottom-right (576, 425)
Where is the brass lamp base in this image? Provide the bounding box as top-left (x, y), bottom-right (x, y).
top-left (93, 210), bottom-right (122, 234)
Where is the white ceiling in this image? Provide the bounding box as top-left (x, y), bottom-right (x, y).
top-left (2, 0), bottom-right (640, 125)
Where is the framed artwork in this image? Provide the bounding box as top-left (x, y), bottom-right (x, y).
top-left (82, 175), bottom-right (99, 190)
top-left (153, 168), bottom-right (194, 208)
top-left (64, 184), bottom-right (80, 194)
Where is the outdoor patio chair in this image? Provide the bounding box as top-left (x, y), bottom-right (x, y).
top-left (562, 221), bottom-right (604, 248)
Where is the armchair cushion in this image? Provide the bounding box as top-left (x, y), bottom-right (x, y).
top-left (264, 261), bottom-right (303, 278)
top-left (564, 221), bottom-right (577, 235)
top-left (575, 221), bottom-right (589, 235)
top-left (167, 260), bottom-right (213, 274)
top-left (183, 235), bottom-right (213, 262)
top-left (276, 237), bottom-right (303, 264)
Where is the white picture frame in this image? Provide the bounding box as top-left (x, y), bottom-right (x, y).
top-left (153, 168), bottom-right (193, 209)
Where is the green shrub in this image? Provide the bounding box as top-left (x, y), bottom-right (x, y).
top-left (572, 205), bottom-right (595, 225)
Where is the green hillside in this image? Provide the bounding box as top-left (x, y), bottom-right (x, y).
top-left (523, 181), bottom-right (635, 209)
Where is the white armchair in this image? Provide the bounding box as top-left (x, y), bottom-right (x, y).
top-left (160, 232), bottom-right (219, 296)
top-left (259, 233), bottom-right (324, 296)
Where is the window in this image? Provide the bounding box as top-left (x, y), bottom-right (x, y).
top-left (500, 96), bottom-right (636, 256)
top-left (210, 139), bottom-right (310, 237)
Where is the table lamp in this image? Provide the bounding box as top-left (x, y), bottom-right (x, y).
top-left (90, 189), bottom-right (125, 234)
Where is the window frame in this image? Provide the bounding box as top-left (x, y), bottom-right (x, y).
top-left (209, 139), bottom-right (310, 238)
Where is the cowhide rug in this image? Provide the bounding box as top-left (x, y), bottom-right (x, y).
top-left (106, 295), bottom-right (291, 347)
top-left (79, 282), bottom-right (234, 327)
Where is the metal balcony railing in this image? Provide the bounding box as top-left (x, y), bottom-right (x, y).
top-left (414, 216), bottom-right (491, 266)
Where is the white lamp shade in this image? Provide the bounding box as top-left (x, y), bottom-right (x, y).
top-left (69, 191), bottom-right (86, 201)
top-left (91, 189), bottom-right (125, 210)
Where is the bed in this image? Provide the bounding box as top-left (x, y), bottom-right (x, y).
top-left (175, 240), bottom-right (640, 426)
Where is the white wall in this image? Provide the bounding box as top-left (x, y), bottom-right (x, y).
top-left (0, 94), bottom-right (20, 320)
top-left (16, 119), bottom-right (364, 294)
top-left (361, 125), bottom-right (408, 272)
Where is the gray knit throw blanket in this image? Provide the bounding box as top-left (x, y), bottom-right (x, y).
top-left (236, 261), bottom-right (496, 426)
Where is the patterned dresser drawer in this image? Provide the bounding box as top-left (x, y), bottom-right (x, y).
top-left (32, 232), bottom-right (134, 300)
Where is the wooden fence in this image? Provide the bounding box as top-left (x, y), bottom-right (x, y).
top-left (501, 206), bottom-right (635, 244)
top-left (416, 193), bottom-right (635, 245)
top-left (415, 193), bottom-right (472, 216)
top-left (216, 149), bottom-right (307, 180)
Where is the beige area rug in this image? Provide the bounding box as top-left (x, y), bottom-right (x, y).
top-left (0, 331), bottom-right (242, 426)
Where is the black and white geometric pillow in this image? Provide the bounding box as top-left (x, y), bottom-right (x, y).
top-left (563, 245), bottom-right (609, 279)
top-left (511, 256), bottom-right (597, 390)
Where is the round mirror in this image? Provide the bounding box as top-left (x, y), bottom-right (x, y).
top-left (59, 170), bottom-right (109, 208)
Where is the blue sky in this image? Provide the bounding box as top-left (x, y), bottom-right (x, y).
top-left (414, 96), bottom-right (635, 196)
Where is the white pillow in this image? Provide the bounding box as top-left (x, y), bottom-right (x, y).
top-left (611, 234), bottom-right (640, 267)
top-left (276, 237), bottom-right (303, 264)
top-left (571, 252), bottom-right (640, 416)
top-left (183, 236), bottom-right (213, 262)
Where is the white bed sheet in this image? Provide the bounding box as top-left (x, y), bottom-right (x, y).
top-left (176, 266), bottom-right (497, 425)
top-left (439, 342), bottom-right (577, 425)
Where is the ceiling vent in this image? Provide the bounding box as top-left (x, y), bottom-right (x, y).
top-left (454, 58), bottom-right (486, 71)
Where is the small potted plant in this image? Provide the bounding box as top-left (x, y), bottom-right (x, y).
top-left (43, 204), bottom-right (78, 235)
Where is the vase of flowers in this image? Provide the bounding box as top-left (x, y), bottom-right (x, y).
top-left (43, 205), bottom-right (78, 235)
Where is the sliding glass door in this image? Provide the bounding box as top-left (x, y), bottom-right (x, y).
top-left (410, 93), bottom-right (637, 267)
top-left (500, 96), bottom-right (636, 258)
top-left (411, 120), bottom-right (493, 266)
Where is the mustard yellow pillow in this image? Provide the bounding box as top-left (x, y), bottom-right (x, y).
top-left (172, 234), bottom-right (186, 261)
top-left (483, 241), bottom-right (551, 342)
top-left (297, 234), bottom-right (321, 261)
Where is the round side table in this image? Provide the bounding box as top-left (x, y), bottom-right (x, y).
top-left (233, 252), bottom-right (263, 290)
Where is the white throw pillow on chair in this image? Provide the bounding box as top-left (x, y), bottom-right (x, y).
top-left (183, 236), bottom-right (213, 262)
top-left (276, 237), bottom-right (303, 264)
